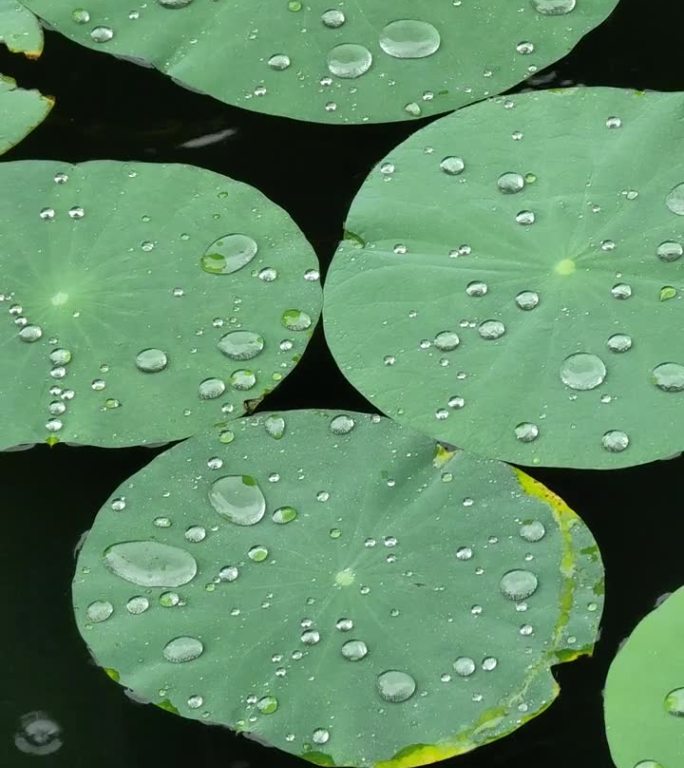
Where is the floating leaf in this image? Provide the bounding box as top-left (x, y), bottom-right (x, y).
top-left (20, 0), bottom-right (618, 124)
top-left (73, 410), bottom-right (603, 767)
top-left (1, 0), bottom-right (42, 55)
top-left (604, 587), bottom-right (684, 768)
top-left (324, 88), bottom-right (684, 469)
top-left (0, 161), bottom-right (321, 448)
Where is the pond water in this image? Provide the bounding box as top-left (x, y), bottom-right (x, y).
top-left (0, 0), bottom-right (682, 766)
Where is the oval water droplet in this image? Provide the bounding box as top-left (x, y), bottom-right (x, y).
top-left (330, 414), bottom-right (355, 434)
top-left (377, 670), bottom-right (416, 703)
top-left (497, 172), bottom-right (525, 194)
top-left (282, 309), bottom-right (312, 331)
top-left (453, 656), bottom-right (476, 677)
top-left (312, 728), bottom-right (330, 745)
top-left (272, 506), bottom-right (297, 524)
top-left (126, 596), bottom-right (149, 614)
top-left (519, 520), bottom-right (546, 542)
top-left (652, 362), bottom-right (684, 392)
top-left (248, 544), bottom-right (269, 562)
top-left (433, 331), bottom-right (460, 351)
top-left (439, 156), bottom-right (465, 176)
top-left (664, 687), bottom-right (684, 716)
top-left (379, 19), bottom-right (441, 59)
top-left (264, 414), bottom-right (286, 439)
top-left (19, 325), bottom-right (42, 342)
top-left (514, 422), bottom-right (539, 442)
top-left (158, 0), bottom-right (194, 7)
top-left (321, 9), bottom-right (345, 27)
top-left (268, 54), bottom-right (291, 71)
top-left (531, 0), bottom-right (576, 14)
top-left (657, 241), bottom-right (683, 262)
top-left (218, 331), bottom-right (264, 360)
top-left (665, 183), bottom-right (684, 215)
top-left (499, 569), bottom-right (539, 601)
top-left (163, 636), bottom-right (204, 663)
top-left (209, 475), bottom-right (266, 526)
top-left (104, 541), bottom-right (197, 587)
top-left (90, 26), bottom-right (114, 42)
top-left (341, 639), bottom-right (368, 661)
top-left (198, 378), bottom-right (225, 399)
top-left (86, 600), bottom-right (113, 623)
top-left (200, 234), bottom-right (258, 274)
top-left (135, 348), bottom-right (168, 373)
top-left (478, 320), bottom-right (506, 340)
top-left (229, 370), bottom-right (256, 390)
top-left (256, 695), bottom-right (279, 714)
top-left (560, 353), bottom-right (606, 390)
top-left (607, 334), bottom-right (632, 353)
top-left (466, 281), bottom-right (488, 297)
top-left (601, 430), bottom-right (630, 452)
top-left (515, 290), bottom-right (539, 310)
top-left (327, 44), bottom-right (373, 78)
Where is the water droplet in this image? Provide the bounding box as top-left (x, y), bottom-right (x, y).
top-left (209, 475), bottom-right (266, 526)
top-left (163, 636), bottom-right (204, 663)
top-left (301, 629), bottom-right (321, 645)
top-left (184, 526), bottom-right (206, 543)
top-left (68, 206), bottom-right (85, 219)
top-left (336, 618), bottom-right (353, 631)
top-left (611, 283), bottom-right (632, 300)
top-left (516, 41), bottom-right (534, 54)
top-left (268, 54), bottom-right (291, 71)
top-left (478, 320), bottom-right (506, 340)
top-left (515, 290), bottom-right (539, 310)
top-left (376, 670), bottom-right (416, 703)
top-left (666, 183), bottom-right (684, 215)
top-left (664, 687), bottom-right (684, 716)
top-left (321, 9), bottom-right (345, 27)
top-left (514, 422), bottom-right (539, 442)
top-left (187, 695), bottom-right (203, 709)
top-left (282, 309), bottom-right (312, 331)
top-left (657, 241), bottom-right (683, 262)
top-left (269, 506), bottom-right (296, 526)
top-left (499, 569), bottom-right (539, 601)
top-left (379, 19), bottom-right (441, 59)
top-left (126, 596), bottom-right (149, 614)
top-left (652, 362), bottom-right (684, 392)
top-left (158, 0), bottom-right (194, 6)
top-left (520, 520), bottom-right (546, 542)
top-left (482, 656), bottom-right (498, 671)
top-left (453, 657), bottom-right (476, 677)
top-left (633, 762), bottom-right (664, 768)
top-left (256, 695), bottom-right (279, 714)
top-left (229, 369), bottom-right (257, 390)
top-left (327, 44), bottom-right (373, 78)
top-left (496, 171), bottom-right (525, 194)
top-left (607, 334), bottom-right (632, 353)
top-left (201, 234), bottom-right (258, 274)
top-left (530, 0), bottom-right (576, 13)
top-left (198, 378), bottom-right (225, 399)
top-left (248, 545), bottom-right (269, 562)
top-left (312, 728), bottom-right (330, 745)
top-left (135, 348), bottom-right (168, 373)
top-left (330, 414), bottom-right (355, 434)
top-left (560, 353), bottom-right (606, 390)
top-left (601, 430), bottom-right (630, 452)
top-left (433, 331), bottom-right (460, 351)
top-left (466, 281), bottom-right (488, 297)
top-left (86, 600), bottom-right (113, 623)
top-left (456, 546), bottom-right (473, 561)
top-left (515, 210), bottom-right (536, 225)
top-left (217, 331), bottom-right (264, 360)
top-left (606, 116), bottom-right (622, 129)
top-left (341, 639), bottom-right (368, 661)
top-left (72, 9), bottom-right (90, 23)
top-left (90, 26), bottom-right (114, 43)
top-left (49, 348), bottom-right (71, 365)
top-left (440, 156), bottom-right (465, 176)
top-left (104, 541), bottom-right (197, 587)
top-left (18, 325), bottom-right (42, 342)
top-left (264, 414), bottom-right (286, 439)
top-left (219, 565), bottom-right (239, 582)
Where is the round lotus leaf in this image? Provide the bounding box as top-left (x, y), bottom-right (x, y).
top-left (604, 587), bottom-right (684, 768)
top-left (19, 0), bottom-right (618, 125)
top-left (324, 87), bottom-right (684, 469)
top-left (0, 161), bottom-right (321, 449)
top-left (73, 410), bottom-right (604, 768)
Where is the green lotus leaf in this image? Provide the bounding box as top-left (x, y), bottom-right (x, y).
top-left (0, 2), bottom-right (51, 153)
top-left (324, 87), bottom-right (684, 469)
top-left (604, 587), bottom-right (684, 768)
top-left (73, 410), bottom-right (603, 768)
top-left (0, 161), bottom-right (321, 449)
top-left (18, 0), bottom-right (618, 125)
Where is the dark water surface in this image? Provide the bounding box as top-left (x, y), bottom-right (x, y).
top-left (1, 0), bottom-right (682, 765)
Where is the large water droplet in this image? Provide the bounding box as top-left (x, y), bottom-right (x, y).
top-left (218, 331), bottom-right (264, 360)
top-left (330, 414), bottom-right (355, 434)
top-left (135, 348), bottom-right (168, 372)
top-left (499, 569), bottom-right (539, 601)
top-left (530, 0), bottom-right (576, 13)
top-left (163, 636), bottom-right (204, 663)
top-left (321, 9), bottom-right (345, 27)
top-left (601, 430), bottom-right (630, 452)
top-left (453, 657), bottom-right (476, 677)
top-left (519, 520), bottom-right (546, 542)
top-left (158, 0), bottom-right (194, 7)
top-left (377, 670), bottom-right (416, 703)
top-left (198, 378), bottom-right (225, 399)
top-left (434, 331), bottom-right (460, 351)
top-left (478, 320), bottom-right (506, 340)
top-left (515, 290), bottom-right (539, 310)
top-left (19, 325), bottom-right (42, 342)
top-left (665, 183), bottom-right (684, 215)
top-left (607, 334), bottom-right (632, 353)
top-left (282, 309), bottom-right (312, 331)
top-left (86, 600), bottom-right (113, 623)
top-left (272, 506), bottom-right (297, 524)
top-left (657, 241), bottom-right (683, 262)
top-left (439, 156), bottom-right (465, 176)
top-left (341, 640), bottom-right (368, 661)
top-left (497, 172), bottom-right (525, 194)
top-left (652, 362), bottom-right (684, 392)
top-left (104, 541), bottom-right (197, 587)
top-left (90, 26), bottom-right (114, 42)
top-left (514, 422), bottom-right (539, 442)
top-left (201, 234), bottom-right (258, 274)
top-left (209, 475), bottom-right (266, 525)
top-left (312, 728), bottom-right (330, 745)
top-left (257, 695), bottom-right (279, 714)
top-left (248, 544), bottom-right (269, 562)
top-left (264, 414), bottom-right (286, 439)
top-left (327, 44), bottom-right (373, 78)
top-left (379, 19), bottom-right (441, 59)
top-left (664, 687), bottom-right (684, 716)
top-left (560, 353), bottom-right (606, 390)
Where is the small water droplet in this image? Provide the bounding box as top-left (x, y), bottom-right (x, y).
top-left (514, 422), bottom-right (539, 442)
top-left (330, 414), bottom-right (355, 434)
top-left (219, 565), bottom-right (239, 582)
top-left (126, 596), bottom-right (149, 614)
top-left (439, 156), bottom-right (465, 176)
top-left (301, 629), bottom-right (321, 645)
top-left (336, 618), bottom-right (353, 631)
top-left (312, 728), bottom-right (330, 745)
top-left (187, 695), bottom-right (203, 709)
top-left (515, 290), bottom-right (539, 310)
top-left (453, 657), bottom-right (476, 677)
top-left (601, 430), bottom-right (630, 452)
top-left (209, 475), bottom-right (266, 525)
top-left (184, 526), bottom-right (206, 543)
top-left (18, 325), bottom-right (42, 343)
top-left (264, 414), bottom-right (286, 439)
top-left (519, 520), bottom-right (546, 542)
top-left (90, 26), bottom-right (114, 42)
top-left (466, 281), bottom-right (488, 297)
top-left (248, 545), bottom-right (269, 562)
top-left (198, 378), bottom-right (225, 399)
top-left (256, 695), bottom-right (279, 714)
top-left (282, 309), bottom-right (312, 331)
top-left (321, 9), bottom-right (345, 27)
top-left (377, 670), bottom-right (416, 703)
top-left (664, 687), bottom-right (684, 716)
top-left (229, 369), bottom-right (256, 390)
top-left (86, 600), bottom-right (113, 623)
top-left (268, 54), bottom-right (291, 71)
top-left (607, 334), bottom-right (632, 353)
top-left (433, 331), bottom-right (460, 351)
top-left (499, 569), bottom-right (539, 601)
top-left (341, 639), bottom-right (368, 661)
top-left (530, 0), bottom-right (576, 13)
top-left (606, 116), bottom-right (622, 129)
top-left (272, 506), bottom-right (297, 524)
top-left (482, 656), bottom-right (498, 671)
top-left (515, 210), bottom-right (536, 225)
top-left (611, 283), bottom-right (632, 300)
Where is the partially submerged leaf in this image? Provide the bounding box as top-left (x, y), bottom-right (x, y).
top-left (324, 87), bottom-right (684, 469)
top-left (0, 0), bottom-right (42, 56)
top-left (604, 587), bottom-right (684, 768)
top-left (19, 0), bottom-right (618, 124)
top-left (0, 161), bottom-right (321, 448)
top-left (73, 410), bottom-right (603, 767)
top-left (0, 74), bottom-right (52, 154)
